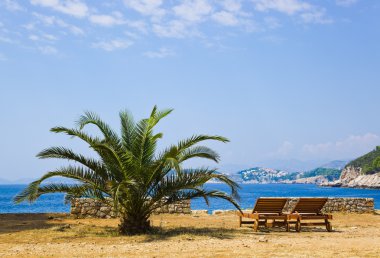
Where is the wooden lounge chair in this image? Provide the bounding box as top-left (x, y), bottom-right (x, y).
top-left (288, 198), bottom-right (333, 232)
top-left (237, 198), bottom-right (289, 232)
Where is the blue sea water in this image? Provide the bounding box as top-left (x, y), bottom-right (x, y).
top-left (1, 184), bottom-right (379, 213)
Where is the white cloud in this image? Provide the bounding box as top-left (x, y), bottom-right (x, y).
top-left (336, 0), bottom-right (358, 7)
top-left (38, 45), bottom-right (58, 55)
top-left (1, 0), bottom-right (24, 11)
top-left (302, 133), bottom-right (380, 159)
top-left (30, 0), bottom-right (89, 18)
top-left (221, 0), bottom-right (242, 13)
top-left (23, 23), bottom-right (36, 31)
top-left (92, 39), bottom-right (133, 51)
top-left (125, 20), bottom-right (148, 34)
top-left (212, 11), bottom-right (239, 26)
top-left (253, 0), bottom-right (312, 15)
top-left (29, 34), bottom-right (40, 41)
top-left (153, 20), bottom-right (189, 38)
top-left (123, 0), bottom-right (165, 19)
top-left (253, 0), bottom-right (332, 25)
top-left (33, 13), bottom-right (85, 35)
top-left (89, 14), bottom-right (125, 27)
top-left (301, 9), bottom-right (333, 24)
top-left (143, 47), bottom-right (174, 58)
top-left (173, 0), bottom-right (213, 23)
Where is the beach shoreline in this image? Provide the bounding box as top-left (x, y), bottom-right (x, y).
top-left (1, 212), bottom-right (380, 257)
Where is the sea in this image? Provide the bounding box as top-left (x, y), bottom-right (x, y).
top-left (1, 184), bottom-right (379, 213)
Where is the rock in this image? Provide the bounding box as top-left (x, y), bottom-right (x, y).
top-left (321, 166), bottom-right (380, 189)
top-left (212, 210), bottom-right (224, 215)
top-left (292, 176), bottom-right (329, 185)
top-left (52, 224), bottom-right (71, 232)
top-left (258, 237), bottom-right (268, 243)
top-left (191, 210), bottom-right (208, 215)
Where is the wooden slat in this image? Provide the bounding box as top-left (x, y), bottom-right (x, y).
top-left (253, 198), bottom-right (287, 214)
top-left (291, 198), bottom-right (328, 214)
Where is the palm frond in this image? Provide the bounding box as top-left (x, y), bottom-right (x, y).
top-left (177, 135), bottom-right (229, 152)
top-left (76, 111), bottom-right (120, 146)
top-left (37, 147), bottom-right (107, 176)
top-left (178, 146), bottom-right (220, 162)
top-left (14, 182), bottom-right (93, 203)
top-left (119, 110), bottom-right (136, 151)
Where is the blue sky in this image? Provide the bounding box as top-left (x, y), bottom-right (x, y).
top-left (1, 0), bottom-right (380, 180)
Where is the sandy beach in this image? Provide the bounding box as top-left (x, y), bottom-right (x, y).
top-left (0, 212), bottom-right (379, 257)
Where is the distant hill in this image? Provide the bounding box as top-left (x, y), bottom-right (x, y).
top-left (237, 167), bottom-right (298, 183)
top-left (320, 160), bottom-right (349, 170)
top-left (233, 160), bottom-right (347, 184)
top-left (346, 146), bottom-right (380, 174)
top-left (299, 167), bottom-right (341, 181)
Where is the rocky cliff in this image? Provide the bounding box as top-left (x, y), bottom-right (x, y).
top-left (321, 166), bottom-right (380, 189)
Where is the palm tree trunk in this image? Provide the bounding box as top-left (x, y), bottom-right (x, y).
top-left (119, 214), bottom-right (150, 235)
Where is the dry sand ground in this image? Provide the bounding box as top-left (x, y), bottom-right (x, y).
top-left (0, 212), bottom-right (380, 257)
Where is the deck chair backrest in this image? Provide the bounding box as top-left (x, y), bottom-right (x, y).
top-left (291, 198), bottom-right (328, 214)
top-left (252, 198), bottom-right (288, 214)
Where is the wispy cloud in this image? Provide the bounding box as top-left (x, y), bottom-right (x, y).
top-left (30, 0), bottom-right (89, 18)
top-left (253, 0), bottom-right (332, 24)
top-left (336, 0), bottom-right (358, 7)
top-left (153, 20), bottom-right (190, 38)
top-left (38, 45), bottom-right (58, 55)
top-left (253, 0), bottom-right (312, 15)
top-left (29, 33), bottom-right (58, 41)
top-left (89, 13), bottom-right (125, 27)
top-left (32, 12), bottom-right (85, 35)
top-left (212, 11), bottom-right (239, 26)
top-left (143, 47), bottom-right (174, 58)
top-left (123, 0), bottom-right (165, 19)
top-left (92, 39), bottom-right (133, 51)
top-left (1, 0), bottom-right (24, 11)
top-left (302, 133), bottom-right (380, 159)
top-left (1, 0), bottom-right (354, 55)
top-left (270, 133), bottom-right (380, 160)
top-left (173, 0), bottom-right (213, 23)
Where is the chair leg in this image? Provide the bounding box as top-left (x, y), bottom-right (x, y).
top-left (253, 219), bottom-right (259, 232)
top-left (239, 216), bottom-right (242, 227)
top-left (296, 219), bottom-right (301, 232)
top-left (285, 220), bottom-right (290, 232)
top-left (325, 219), bottom-right (332, 232)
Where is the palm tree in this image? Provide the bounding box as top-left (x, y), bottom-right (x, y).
top-left (14, 106), bottom-right (241, 234)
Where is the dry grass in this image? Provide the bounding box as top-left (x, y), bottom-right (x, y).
top-left (0, 212), bottom-right (380, 257)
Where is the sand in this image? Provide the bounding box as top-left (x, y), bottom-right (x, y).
top-left (0, 212), bottom-right (380, 257)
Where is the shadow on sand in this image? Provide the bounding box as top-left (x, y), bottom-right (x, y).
top-left (0, 213), bottom-right (69, 234)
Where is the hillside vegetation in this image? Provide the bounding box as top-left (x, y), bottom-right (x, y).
top-left (300, 168), bottom-right (341, 181)
top-left (346, 146), bottom-right (380, 174)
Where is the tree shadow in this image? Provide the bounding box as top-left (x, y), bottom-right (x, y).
top-left (141, 226), bottom-right (247, 242)
top-left (0, 213), bottom-right (69, 234)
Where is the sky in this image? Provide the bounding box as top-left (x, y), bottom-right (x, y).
top-left (1, 0), bottom-right (380, 180)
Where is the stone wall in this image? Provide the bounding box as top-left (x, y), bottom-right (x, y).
top-left (70, 198), bottom-right (191, 219)
top-left (283, 197), bottom-right (374, 213)
top-left (211, 197), bottom-right (375, 215)
top-left (71, 197), bottom-right (375, 218)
